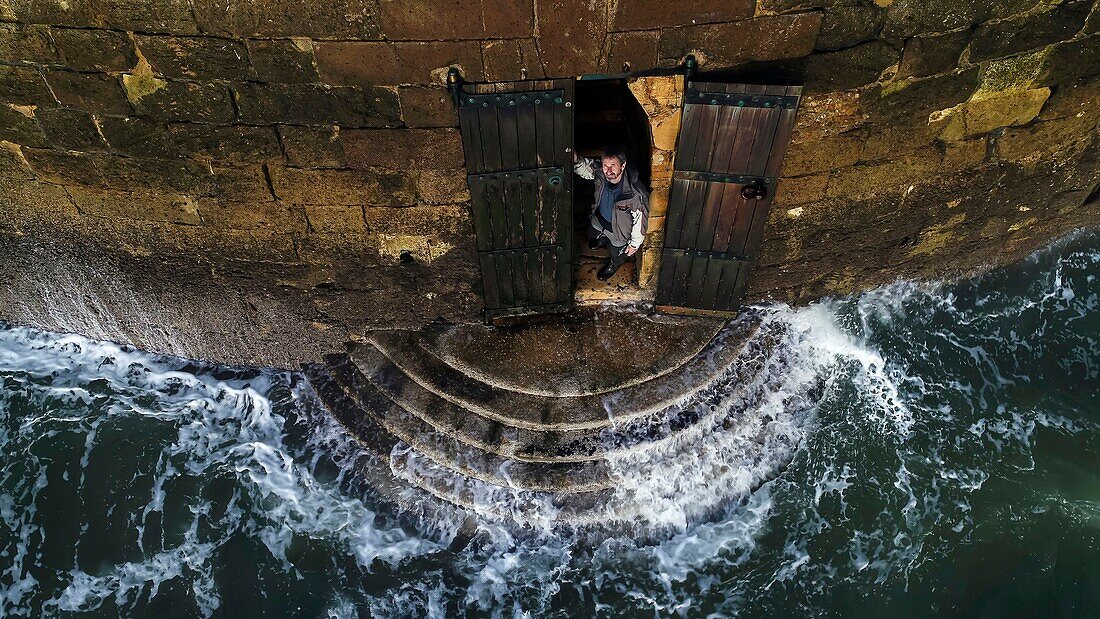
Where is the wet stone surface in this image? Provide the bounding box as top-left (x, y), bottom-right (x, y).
top-left (420, 307), bottom-right (724, 396)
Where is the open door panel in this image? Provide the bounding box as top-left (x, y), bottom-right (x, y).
top-left (656, 82), bottom-right (801, 317)
top-left (456, 79), bottom-right (575, 322)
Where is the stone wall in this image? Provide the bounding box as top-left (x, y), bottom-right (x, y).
top-left (0, 0), bottom-right (1097, 367)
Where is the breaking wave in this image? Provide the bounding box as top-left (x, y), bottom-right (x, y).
top-left (0, 230), bottom-right (1097, 617)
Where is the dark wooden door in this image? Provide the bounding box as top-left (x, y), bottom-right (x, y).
top-left (457, 79), bottom-right (575, 321)
top-left (656, 82), bottom-right (801, 316)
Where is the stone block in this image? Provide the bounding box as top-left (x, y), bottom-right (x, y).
top-left (135, 34), bottom-right (254, 81)
top-left (784, 129), bottom-right (866, 176)
top-left (361, 203), bottom-right (470, 236)
top-left (95, 0), bottom-right (199, 34)
top-left (398, 86), bottom-right (457, 128)
top-left (95, 154), bottom-right (216, 196)
top-left (863, 67), bottom-right (979, 122)
top-left (1035, 34), bottom-right (1100, 87)
top-left (380, 0), bottom-right (532, 40)
top-left (881, 0), bottom-right (1042, 39)
top-left (191, 0), bottom-right (382, 39)
top-left (342, 128), bottom-right (464, 170)
top-left (270, 166), bottom-right (415, 206)
top-left (198, 200), bottom-right (307, 231)
top-left (773, 174), bottom-right (829, 206)
top-left (0, 65), bottom-right (56, 105)
top-left (44, 70), bottom-right (131, 114)
top-left (132, 222), bottom-right (300, 263)
top-left (269, 166), bottom-right (417, 205)
top-left (482, 38), bottom-right (546, 82)
top-left (825, 148), bottom-right (941, 201)
top-left (658, 13), bottom-right (822, 68)
top-left (67, 186), bottom-right (201, 224)
top-left (0, 23), bottom-right (58, 64)
top-left (169, 124), bottom-right (284, 164)
top-left (0, 103), bottom-right (46, 147)
top-left (536, 0), bottom-right (609, 76)
top-left (0, 142), bottom-right (36, 182)
top-left (801, 40), bottom-right (900, 94)
top-left (611, 0), bottom-right (754, 30)
top-left (939, 137), bottom-right (987, 172)
top-left (637, 245), bottom-right (662, 288)
top-left (896, 29), bottom-right (969, 79)
top-left (860, 120), bottom-right (940, 161)
top-left (278, 125), bottom-right (346, 168)
top-left (315, 40), bottom-right (484, 86)
top-left (930, 88), bottom-right (1050, 140)
top-left (789, 90), bottom-right (864, 141)
top-left (415, 169), bottom-right (470, 204)
top-left (212, 165), bottom-right (275, 202)
top-left (128, 80), bottom-right (235, 123)
top-left (815, 5), bottom-right (885, 52)
top-left (649, 149), bottom-right (676, 183)
top-left (22, 147), bottom-right (104, 185)
top-left (4, 0), bottom-right (97, 26)
top-left (606, 31), bottom-right (659, 73)
top-left (97, 116), bottom-right (177, 158)
top-left (36, 107), bottom-right (107, 150)
top-left (232, 82), bottom-right (401, 127)
top-left (304, 204), bottom-right (366, 232)
top-left (648, 187), bottom-right (669, 217)
top-left (1036, 75), bottom-right (1100, 121)
top-left (969, 0), bottom-right (1092, 64)
top-left (997, 113), bottom-right (1096, 163)
top-left (50, 27), bottom-right (136, 72)
top-left (246, 38), bottom-right (319, 83)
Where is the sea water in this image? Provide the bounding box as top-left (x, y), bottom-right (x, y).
top-left (0, 230), bottom-right (1096, 617)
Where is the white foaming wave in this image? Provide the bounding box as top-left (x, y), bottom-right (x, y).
top-left (601, 300), bottom-right (912, 532)
top-left (0, 325), bottom-right (441, 617)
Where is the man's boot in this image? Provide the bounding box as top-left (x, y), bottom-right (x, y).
top-left (597, 259), bottom-right (620, 281)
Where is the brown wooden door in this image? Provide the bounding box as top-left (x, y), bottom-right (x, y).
top-left (656, 82), bottom-right (801, 316)
top-left (457, 79), bottom-right (575, 321)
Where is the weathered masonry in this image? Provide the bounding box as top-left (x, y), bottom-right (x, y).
top-left (0, 0), bottom-right (1097, 367)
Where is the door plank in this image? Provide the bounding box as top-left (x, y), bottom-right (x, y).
top-left (479, 253), bottom-right (502, 309)
top-left (458, 102), bottom-right (484, 174)
top-left (477, 100), bottom-right (502, 173)
top-left (498, 95), bottom-right (520, 171)
top-left (516, 95), bottom-right (538, 170)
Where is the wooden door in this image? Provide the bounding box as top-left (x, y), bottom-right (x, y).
top-left (656, 82), bottom-right (801, 316)
top-left (457, 79), bottom-right (575, 321)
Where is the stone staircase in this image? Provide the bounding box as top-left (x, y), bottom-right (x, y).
top-left (304, 309), bottom-right (768, 527)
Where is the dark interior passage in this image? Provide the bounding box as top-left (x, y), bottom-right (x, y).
top-left (572, 78), bottom-right (652, 189)
top-left (571, 78), bottom-right (653, 298)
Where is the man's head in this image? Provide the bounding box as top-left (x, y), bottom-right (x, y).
top-left (601, 146), bottom-right (627, 184)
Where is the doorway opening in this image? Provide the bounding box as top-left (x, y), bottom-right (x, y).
top-left (571, 77), bottom-right (654, 305)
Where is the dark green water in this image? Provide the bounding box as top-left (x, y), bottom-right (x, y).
top-left (1, 231), bottom-right (1097, 618)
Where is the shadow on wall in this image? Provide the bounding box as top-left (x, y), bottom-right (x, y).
top-left (0, 224), bottom-right (483, 368)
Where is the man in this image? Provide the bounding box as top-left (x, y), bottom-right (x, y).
top-left (573, 146), bottom-right (650, 281)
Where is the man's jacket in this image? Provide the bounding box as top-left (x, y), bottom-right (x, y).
top-left (574, 158), bottom-right (650, 248)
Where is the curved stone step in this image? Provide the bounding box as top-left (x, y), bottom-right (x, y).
top-left (389, 446), bottom-right (620, 528)
top-left (362, 315), bottom-right (760, 431)
top-left (301, 363), bottom-right (436, 511)
top-left (417, 312), bottom-right (725, 396)
top-left (321, 353), bottom-right (614, 494)
top-left (305, 315), bottom-right (794, 528)
top-left (351, 323), bottom-right (775, 463)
